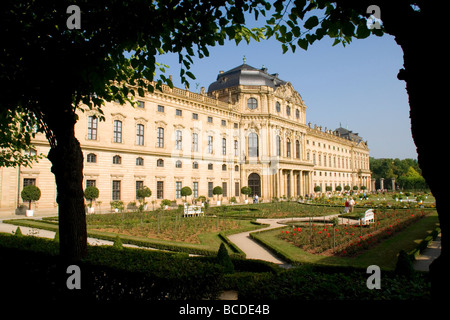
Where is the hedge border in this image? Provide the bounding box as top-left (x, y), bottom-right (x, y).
top-left (408, 226), bottom-right (441, 260)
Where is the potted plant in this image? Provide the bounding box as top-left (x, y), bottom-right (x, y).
top-left (180, 186), bottom-right (192, 203)
top-left (161, 199), bottom-right (171, 210)
top-left (110, 200), bottom-right (124, 212)
top-left (241, 186), bottom-right (251, 204)
top-left (84, 185), bottom-right (99, 213)
top-left (137, 186), bottom-right (151, 211)
top-left (213, 186), bottom-right (223, 205)
top-left (21, 185), bottom-right (41, 217)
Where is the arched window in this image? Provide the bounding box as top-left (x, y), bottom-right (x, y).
top-left (248, 132), bottom-right (259, 157)
top-left (87, 153), bottom-right (97, 163)
top-left (222, 164), bottom-right (227, 171)
top-left (286, 105), bottom-right (291, 116)
top-left (296, 140), bottom-right (300, 159)
top-left (113, 155), bottom-right (121, 164)
top-left (192, 161), bottom-right (199, 169)
top-left (247, 98), bottom-right (258, 110)
top-left (175, 160), bottom-right (182, 168)
top-left (157, 159), bottom-right (164, 167)
top-left (235, 165), bottom-right (239, 172)
top-left (276, 101), bottom-right (280, 112)
top-left (136, 157), bottom-right (144, 166)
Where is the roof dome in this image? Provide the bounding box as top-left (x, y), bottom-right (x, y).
top-left (207, 63), bottom-right (287, 92)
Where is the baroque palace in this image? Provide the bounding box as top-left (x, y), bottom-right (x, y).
top-left (0, 63), bottom-right (372, 210)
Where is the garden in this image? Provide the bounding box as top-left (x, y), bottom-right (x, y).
top-left (279, 208), bottom-right (431, 257)
top-left (2, 188), bottom-right (440, 301)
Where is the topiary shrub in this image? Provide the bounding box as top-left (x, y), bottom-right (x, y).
top-left (21, 185), bottom-right (41, 209)
top-left (395, 250), bottom-right (415, 278)
top-left (14, 226), bottom-right (23, 237)
top-left (216, 243), bottom-right (234, 274)
top-left (84, 186), bottom-right (99, 207)
top-left (113, 235), bottom-right (123, 250)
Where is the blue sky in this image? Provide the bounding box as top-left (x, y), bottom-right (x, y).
top-left (155, 31), bottom-right (417, 160)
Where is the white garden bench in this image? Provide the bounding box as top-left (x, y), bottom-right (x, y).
top-left (359, 209), bottom-right (375, 225)
top-left (183, 203), bottom-right (204, 217)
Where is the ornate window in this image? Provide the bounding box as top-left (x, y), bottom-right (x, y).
top-left (247, 98), bottom-right (258, 110)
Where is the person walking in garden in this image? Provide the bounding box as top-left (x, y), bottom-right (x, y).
top-left (349, 198), bottom-right (355, 213)
top-left (344, 199), bottom-right (349, 213)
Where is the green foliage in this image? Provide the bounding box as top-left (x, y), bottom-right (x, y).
top-left (161, 199), bottom-right (172, 207)
top-left (238, 266), bottom-right (429, 300)
top-left (0, 108), bottom-right (44, 168)
top-left (180, 186), bottom-right (192, 200)
top-left (213, 186), bottom-right (223, 196)
top-left (110, 200), bottom-right (124, 211)
top-left (395, 250), bottom-right (415, 279)
top-left (241, 186), bottom-right (252, 196)
top-left (21, 185), bottom-right (41, 209)
top-left (137, 186), bottom-right (152, 199)
top-left (267, 0), bottom-right (384, 54)
top-left (14, 227), bottom-right (23, 237)
top-left (216, 243), bottom-right (235, 274)
top-left (113, 235), bottom-right (124, 250)
top-left (84, 186), bottom-right (99, 201)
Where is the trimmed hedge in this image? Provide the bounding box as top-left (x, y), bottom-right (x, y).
top-left (0, 233), bottom-right (225, 300)
top-left (237, 265), bottom-right (431, 300)
top-left (408, 227), bottom-right (441, 259)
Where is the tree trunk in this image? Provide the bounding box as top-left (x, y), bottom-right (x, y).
top-left (393, 20), bottom-right (449, 300)
top-left (45, 102), bottom-right (87, 262)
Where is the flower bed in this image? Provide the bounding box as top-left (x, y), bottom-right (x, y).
top-left (278, 208), bottom-right (429, 257)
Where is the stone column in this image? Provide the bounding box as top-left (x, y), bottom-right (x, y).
top-left (371, 178), bottom-right (376, 192)
top-left (380, 178), bottom-right (384, 191)
top-left (391, 178), bottom-right (396, 191)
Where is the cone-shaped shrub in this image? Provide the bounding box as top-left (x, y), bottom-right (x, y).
top-left (216, 243), bottom-right (234, 274)
top-left (14, 227), bottom-right (23, 237)
top-left (113, 235), bottom-right (124, 250)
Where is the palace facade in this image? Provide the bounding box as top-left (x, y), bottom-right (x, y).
top-left (0, 63), bottom-right (371, 211)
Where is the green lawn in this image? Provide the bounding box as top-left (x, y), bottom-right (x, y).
top-left (3, 213), bottom-right (265, 257)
